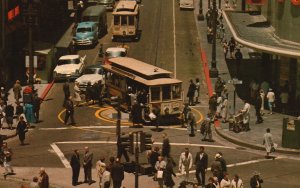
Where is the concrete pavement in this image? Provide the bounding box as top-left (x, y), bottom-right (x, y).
top-left (194, 0), bottom-right (300, 155)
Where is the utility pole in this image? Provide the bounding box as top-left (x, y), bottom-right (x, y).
top-left (23, 0), bottom-right (39, 89)
top-left (197, 0), bottom-right (204, 21)
top-left (209, 0), bottom-right (219, 78)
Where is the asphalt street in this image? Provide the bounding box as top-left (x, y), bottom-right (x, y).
top-left (2, 0), bottom-right (300, 188)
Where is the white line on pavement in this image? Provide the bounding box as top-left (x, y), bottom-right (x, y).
top-left (176, 156), bottom-right (285, 176)
top-left (50, 143), bottom-right (71, 169)
top-left (173, 0), bottom-right (177, 78)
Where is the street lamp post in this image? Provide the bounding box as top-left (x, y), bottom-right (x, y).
top-left (23, 0), bottom-right (38, 89)
top-left (197, 0), bottom-right (205, 21)
top-left (209, 0), bottom-right (219, 78)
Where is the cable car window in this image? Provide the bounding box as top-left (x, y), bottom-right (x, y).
top-left (151, 87), bottom-right (160, 101)
top-left (121, 15), bottom-right (127, 26)
top-left (128, 16), bottom-right (134, 26)
top-left (114, 16), bottom-right (120, 25)
top-left (162, 85), bottom-right (171, 101)
top-left (172, 84), bottom-right (181, 99)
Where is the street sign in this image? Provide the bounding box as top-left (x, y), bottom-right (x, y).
top-left (228, 78), bottom-right (243, 85)
top-left (25, 56), bottom-right (37, 68)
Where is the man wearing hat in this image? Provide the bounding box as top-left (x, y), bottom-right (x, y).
top-left (211, 154), bottom-right (222, 182)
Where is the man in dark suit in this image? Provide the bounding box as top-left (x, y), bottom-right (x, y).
top-left (63, 81), bottom-right (70, 100)
top-left (162, 133), bottom-right (170, 158)
top-left (70, 149), bottom-right (80, 186)
top-left (83, 146), bottom-right (93, 184)
top-left (111, 158), bottom-right (124, 188)
top-left (194, 146), bottom-right (208, 186)
top-left (64, 96), bottom-right (75, 125)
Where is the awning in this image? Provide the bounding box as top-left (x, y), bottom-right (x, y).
top-left (223, 10), bottom-right (300, 58)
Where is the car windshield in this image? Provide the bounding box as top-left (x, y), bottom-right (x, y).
top-left (83, 68), bottom-right (97, 74)
top-left (57, 58), bottom-right (80, 65)
top-left (105, 51), bottom-right (126, 58)
top-left (77, 27), bottom-right (92, 33)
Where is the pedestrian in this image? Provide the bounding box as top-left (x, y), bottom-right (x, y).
top-left (206, 177), bottom-right (217, 188)
top-left (30, 176), bottom-right (39, 188)
top-left (5, 103), bottom-right (14, 129)
top-left (38, 167), bottom-right (49, 188)
top-left (97, 80), bottom-right (104, 107)
top-left (231, 174), bottom-right (244, 188)
top-left (217, 152), bottom-right (227, 179)
top-left (85, 82), bottom-right (93, 105)
top-left (107, 156), bottom-right (115, 172)
top-left (148, 146), bottom-right (160, 175)
top-left (195, 78), bottom-right (201, 104)
top-left (263, 128), bottom-right (275, 158)
top-left (215, 77), bottom-right (225, 97)
top-left (164, 157), bottom-right (176, 188)
top-left (73, 82), bottom-right (82, 107)
top-left (96, 156), bottom-right (106, 188)
top-left (178, 148), bottom-right (193, 182)
top-left (64, 96), bottom-right (75, 125)
top-left (0, 101), bottom-right (5, 130)
top-left (211, 154), bottom-right (222, 182)
top-left (228, 37), bottom-right (236, 59)
top-left (223, 39), bottom-right (229, 58)
top-left (194, 146), bottom-right (208, 186)
top-left (70, 149), bottom-right (80, 186)
top-left (209, 93), bottom-right (217, 116)
top-left (0, 87), bottom-right (7, 102)
top-left (216, 96), bottom-right (223, 118)
top-left (250, 171), bottom-right (263, 188)
top-left (187, 111), bottom-right (196, 137)
top-left (24, 103), bottom-right (35, 125)
top-left (162, 133), bottom-right (171, 158)
top-left (239, 100), bottom-right (250, 131)
top-left (259, 89), bottom-right (265, 115)
top-left (83, 146), bottom-right (93, 184)
top-left (182, 103), bottom-right (191, 128)
top-left (32, 93), bottom-right (42, 123)
top-left (220, 172), bottom-right (231, 188)
top-left (117, 133), bottom-right (130, 162)
top-left (187, 79), bottom-right (196, 106)
top-left (280, 89), bottom-right (289, 114)
top-left (111, 158), bottom-right (124, 188)
top-left (131, 101), bottom-right (142, 126)
top-left (255, 94), bottom-right (263, 124)
top-left (155, 156), bottom-right (166, 188)
top-left (102, 167), bottom-right (111, 188)
top-left (2, 142), bottom-right (14, 176)
top-left (221, 96), bottom-right (229, 123)
top-left (92, 82), bottom-right (98, 104)
top-left (15, 101), bottom-right (24, 120)
top-left (266, 88), bottom-right (275, 114)
top-left (235, 48), bottom-right (243, 76)
top-left (63, 80), bottom-right (70, 100)
top-left (201, 116), bottom-right (214, 142)
top-left (16, 116), bottom-right (28, 145)
top-left (13, 80), bottom-right (22, 102)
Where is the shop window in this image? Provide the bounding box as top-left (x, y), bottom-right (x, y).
top-left (151, 87), bottom-right (160, 102)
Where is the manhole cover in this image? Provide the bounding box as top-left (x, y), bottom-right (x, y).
top-left (236, 147), bottom-right (247, 150)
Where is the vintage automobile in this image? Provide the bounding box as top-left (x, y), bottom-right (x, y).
top-left (53, 55), bottom-right (86, 81)
top-left (104, 47), bottom-right (127, 64)
top-left (87, 0), bottom-right (115, 10)
top-left (73, 22), bottom-right (99, 46)
top-left (75, 64), bottom-right (104, 91)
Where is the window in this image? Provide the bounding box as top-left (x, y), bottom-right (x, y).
top-left (151, 87), bottom-right (160, 102)
top-left (121, 15), bottom-right (127, 26)
top-left (162, 85), bottom-right (171, 101)
top-left (172, 84), bottom-right (181, 99)
top-left (128, 16), bottom-right (134, 26)
top-left (114, 16), bottom-right (120, 25)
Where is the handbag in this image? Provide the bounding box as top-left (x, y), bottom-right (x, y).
top-left (157, 170), bottom-right (164, 179)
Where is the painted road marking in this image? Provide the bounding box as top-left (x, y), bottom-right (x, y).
top-left (51, 141), bottom-right (284, 169)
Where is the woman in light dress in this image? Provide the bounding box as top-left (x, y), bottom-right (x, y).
top-left (73, 82), bottom-right (82, 107)
top-left (263, 128), bottom-right (274, 158)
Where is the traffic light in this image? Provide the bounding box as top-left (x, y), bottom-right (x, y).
top-left (140, 132), bottom-right (152, 152)
top-left (119, 133), bottom-right (134, 154)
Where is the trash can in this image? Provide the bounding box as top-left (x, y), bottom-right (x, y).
top-left (282, 118), bottom-right (300, 149)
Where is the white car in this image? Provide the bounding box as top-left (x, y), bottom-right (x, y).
top-left (53, 55), bottom-right (86, 81)
top-left (75, 64), bottom-right (104, 91)
top-left (104, 47), bottom-right (127, 64)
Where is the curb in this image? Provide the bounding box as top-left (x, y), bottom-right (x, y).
top-left (214, 125), bottom-right (300, 155)
top-left (40, 81), bottom-right (54, 100)
top-left (0, 176), bottom-right (59, 188)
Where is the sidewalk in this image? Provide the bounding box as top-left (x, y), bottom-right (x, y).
top-left (0, 83), bottom-right (54, 138)
top-left (194, 0), bottom-right (300, 155)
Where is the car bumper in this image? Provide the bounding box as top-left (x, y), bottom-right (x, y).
top-left (74, 39), bottom-right (93, 46)
top-left (54, 74), bottom-right (81, 81)
top-left (180, 4), bottom-right (194, 9)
